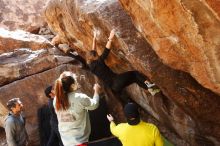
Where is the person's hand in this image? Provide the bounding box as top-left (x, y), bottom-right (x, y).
top-left (58, 44), bottom-right (71, 53)
top-left (108, 29), bottom-right (115, 40)
top-left (107, 114), bottom-right (114, 122)
top-left (93, 83), bottom-right (101, 93)
top-left (93, 30), bottom-right (97, 40)
top-left (51, 34), bottom-right (60, 46)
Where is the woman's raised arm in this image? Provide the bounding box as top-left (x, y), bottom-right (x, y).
top-left (105, 29), bottom-right (115, 49)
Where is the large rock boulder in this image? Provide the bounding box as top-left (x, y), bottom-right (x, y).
top-left (0, 28), bottom-right (52, 53)
top-left (0, 65), bottom-right (72, 145)
top-left (0, 48), bottom-right (73, 86)
top-left (0, 64), bottom-right (110, 145)
top-left (0, 25), bottom-right (124, 145)
top-left (0, 0), bottom-right (47, 31)
top-left (0, 63), bottom-right (124, 145)
top-left (44, 0), bottom-right (220, 145)
top-left (0, 28), bottom-right (74, 87)
top-left (119, 0), bottom-right (220, 95)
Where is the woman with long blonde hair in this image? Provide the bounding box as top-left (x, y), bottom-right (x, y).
top-left (54, 71), bottom-right (100, 146)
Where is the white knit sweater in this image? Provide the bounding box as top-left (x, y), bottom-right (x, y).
top-left (54, 92), bottom-right (99, 146)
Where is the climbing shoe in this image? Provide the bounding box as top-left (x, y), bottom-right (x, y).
top-left (145, 83), bottom-right (155, 88)
top-left (148, 88), bottom-right (160, 96)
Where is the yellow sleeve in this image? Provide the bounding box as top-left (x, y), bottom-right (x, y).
top-left (110, 122), bottom-right (120, 137)
top-left (154, 127), bottom-right (164, 146)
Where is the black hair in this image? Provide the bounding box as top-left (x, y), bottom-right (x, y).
top-left (6, 98), bottom-right (20, 111)
top-left (89, 50), bottom-right (97, 57)
top-left (124, 102), bottom-right (140, 125)
top-left (87, 50), bottom-right (98, 64)
top-left (44, 86), bottom-right (53, 98)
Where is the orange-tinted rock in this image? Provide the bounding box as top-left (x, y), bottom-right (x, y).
top-left (0, 48), bottom-right (73, 86)
top-left (44, 0), bottom-right (220, 145)
top-left (0, 28), bottom-right (53, 53)
top-left (0, 65), bottom-right (74, 145)
top-left (206, 0), bottom-right (220, 17)
top-left (119, 0), bottom-right (220, 95)
top-left (0, 0), bottom-right (46, 31)
top-left (0, 64), bottom-right (120, 145)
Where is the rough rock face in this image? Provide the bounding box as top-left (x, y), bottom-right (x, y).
top-left (0, 28), bottom-right (73, 86)
top-left (0, 29), bottom-right (123, 145)
top-left (0, 28), bottom-right (52, 53)
top-left (119, 0), bottom-right (220, 95)
top-left (0, 29), bottom-right (72, 145)
top-left (0, 61), bottom-right (123, 145)
top-left (0, 64), bottom-right (103, 145)
top-left (44, 0), bottom-right (220, 145)
top-left (0, 64), bottom-right (70, 145)
top-left (0, 0), bottom-right (47, 31)
top-left (0, 48), bottom-right (73, 86)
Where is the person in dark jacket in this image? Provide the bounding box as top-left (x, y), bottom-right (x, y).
top-left (4, 98), bottom-right (28, 146)
top-left (57, 30), bottom-right (160, 98)
top-left (38, 103), bottom-right (51, 146)
top-left (44, 86), bottom-right (64, 146)
top-left (86, 29), bottom-right (160, 96)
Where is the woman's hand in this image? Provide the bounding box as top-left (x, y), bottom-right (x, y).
top-left (92, 30), bottom-right (98, 51)
top-left (107, 114), bottom-right (114, 122)
top-left (108, 29), bottom-right (115, 40)
top-left (106, 29), bottom-right (115, 49)
top-left (93, 30), bottom-right (97, 40)
top-left (93, 83), bottom-right (101, 93)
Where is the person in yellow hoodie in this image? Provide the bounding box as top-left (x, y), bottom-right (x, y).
top-left (107, 102), bottom-right (163, 146)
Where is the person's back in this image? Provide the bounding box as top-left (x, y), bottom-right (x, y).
top-left (44, 85), bottom-right (63, 146)
top-left (88, 48), bottom-right (117, 87)
top-left (54, 71), bottom-right (101, 146)
top-left (38, 104), bottom-right (52, 146)
top-left (55, 92), bottom-right (96, 145)
top-left (110, 121), bottom-right (162, 146)
top-left (59, 29), bottom-right (160, 96)
top-left (86, 29), bottom-right (160, 96)
top-left (48, 98), bottom-right (59, 132)
top-left (107, 102), bottom-right (163, 146)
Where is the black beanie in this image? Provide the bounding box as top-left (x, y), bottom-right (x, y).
top-left (124, 103), bottom-right (140, 125)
